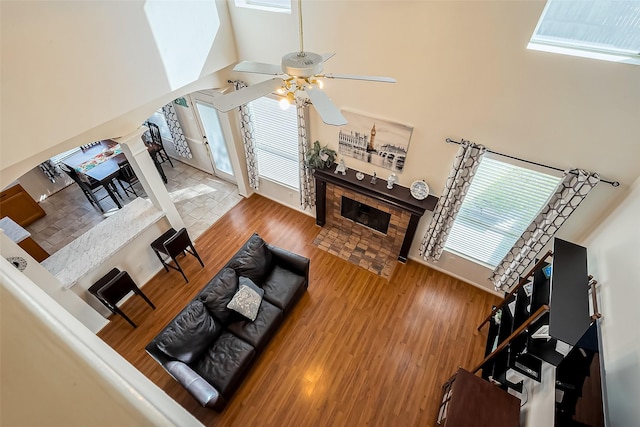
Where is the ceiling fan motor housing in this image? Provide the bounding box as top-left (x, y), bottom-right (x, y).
top-left (281, 51), bottom-right (324, 77)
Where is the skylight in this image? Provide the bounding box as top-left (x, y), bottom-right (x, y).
top-left (528, 0), bottom-right (640, 65)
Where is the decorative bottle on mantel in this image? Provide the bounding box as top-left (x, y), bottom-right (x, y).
top-left (387, 173), bottom-right (398, 189)
top-left (371, 171), bottom-right (377, 184)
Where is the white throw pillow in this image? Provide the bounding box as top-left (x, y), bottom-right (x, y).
top-left (227, 283), bottom-right (263, 321)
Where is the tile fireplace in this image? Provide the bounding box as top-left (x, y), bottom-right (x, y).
top-left (313, 167), bottom-right (438, 277)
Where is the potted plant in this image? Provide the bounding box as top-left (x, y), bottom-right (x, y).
top-left (305, 141), bottom-right (337, 169)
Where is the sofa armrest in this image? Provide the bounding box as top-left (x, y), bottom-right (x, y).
top-left (165, 361), bottom-right (224, 410)
top-left (268, 245), bottom-right (310, 281)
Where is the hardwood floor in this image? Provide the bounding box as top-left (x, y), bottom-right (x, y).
top-left (98, 194), bottom-right (499, 426)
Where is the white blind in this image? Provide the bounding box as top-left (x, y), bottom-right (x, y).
top-left (247, 0), bottom-right (290, 9)
top-left (50, 147), bottom-right (81, 164)
top-left (531, 1), bottom-right (640, 56)
top-left (444, 158), bottom-right (562, 267)
top-left (249, 97), bottom-right (300, 190)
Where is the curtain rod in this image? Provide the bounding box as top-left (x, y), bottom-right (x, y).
top-left (445, 138), bottom-right (620, 187)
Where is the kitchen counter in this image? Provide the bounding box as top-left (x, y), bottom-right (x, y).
top-left (42, 198), bottom-right (166, 289)
top-left (0, 216), bottom-right (30, 243)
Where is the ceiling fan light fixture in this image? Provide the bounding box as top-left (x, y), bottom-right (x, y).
top-left (279, 97), bottom-right (290, 110)
top-left (308, 78), bottom-right (324, 89)
top-left (279, 91), bottom-right (297, 110)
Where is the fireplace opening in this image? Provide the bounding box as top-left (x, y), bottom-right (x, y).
top-left (341, 196), bottom-right (391, 234)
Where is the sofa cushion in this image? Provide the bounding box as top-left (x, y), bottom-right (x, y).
top-left (227, 299), bottom-right (283, 351)
top-left (261, 265), bottom-right (306, 311)
top-left (194, 332), bottom-right (255, 396)
top-left (155, 300), bottom-right (222, 364)
top-left (199, 268), bottom-right (239, 324)
top-left (227, 234), bottom-right (273, 284)
top-left (240, 276), bottom-right (263, 296)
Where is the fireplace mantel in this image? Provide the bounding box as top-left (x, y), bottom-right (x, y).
top-left (313, 167), bottom-right (439, 262)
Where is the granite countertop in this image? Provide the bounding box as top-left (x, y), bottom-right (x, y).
top-left (0, 216), bottom-right (31, 243)
top-left (42, 198), bottom-right (165, 289)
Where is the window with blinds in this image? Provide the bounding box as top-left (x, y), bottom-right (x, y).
top-left (50, 147), bottom-right (81, 164)
top-left (444, 157), bottom-right (562, 267)
top-left (249, 97), bottom-right (300, 190)
top-left (528, 0), bottom-right (640, 65)
top-left (147, 110), bottom-right (173, 141)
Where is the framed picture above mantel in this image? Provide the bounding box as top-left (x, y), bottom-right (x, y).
top-left (337, 110), bottom-right (413, 173)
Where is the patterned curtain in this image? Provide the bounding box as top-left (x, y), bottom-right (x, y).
top-left (39, 160), bottom-right (61, 183)
top-left (233, 80), bottom-right (259, 190)
top-left (491, 169), bottom-right (600, 292)
top-left (296, 98), bottom-right (315, 209)
top-left (161, 102), bottom-right (193, 159)
top-left (419, 140), bottom-right (486, 262)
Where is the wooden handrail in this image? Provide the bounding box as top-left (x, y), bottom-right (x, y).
top-left (478, 250), bottom-right (552, 330)
top-left (472, 304), bottom-right (550, 374)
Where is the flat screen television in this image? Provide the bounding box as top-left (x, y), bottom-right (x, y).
top-left (555, 321), bottom-right (608, 427)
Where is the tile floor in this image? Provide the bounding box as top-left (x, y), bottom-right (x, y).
top-left (27, 160), bottom-right (242, 255)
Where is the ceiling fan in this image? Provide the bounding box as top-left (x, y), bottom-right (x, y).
top-left (210, 0), bottom-right (396, 126)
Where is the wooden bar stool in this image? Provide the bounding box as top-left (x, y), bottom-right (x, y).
top-left (88, 268), bottom-right (155, 328)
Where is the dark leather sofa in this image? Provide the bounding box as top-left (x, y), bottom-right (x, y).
top-left (145, 233), bottom-right (309, 410)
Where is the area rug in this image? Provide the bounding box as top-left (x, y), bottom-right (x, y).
top-left (312, 226), bottom-right (398, 279)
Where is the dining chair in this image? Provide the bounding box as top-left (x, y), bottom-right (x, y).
top-left (116, 161), bottom-right (140, 198)
top-left (80, 141), bottom-right (101, 151)
top-left (150, 227), bottom-right (204, 283)
top-left (60, 164), bottom-right (112, 212)
top-left (146, 122), bottom-right (174, 167)
top-left (88, 268), bottom-right (156, 328)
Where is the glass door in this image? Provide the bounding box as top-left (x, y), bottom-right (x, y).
top-left (190, 92), bottom-right (236, 183)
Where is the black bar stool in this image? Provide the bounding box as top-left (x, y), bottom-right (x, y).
top-left (150, 227), bottom-right (204, 283)
top-left (88, 268), bottom-right (155, 328)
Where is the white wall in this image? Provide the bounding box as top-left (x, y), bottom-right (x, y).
top-left (0, 258), bottom-right (203, 427)
top-left (0, 232), bottom-right (108, 332)
top-left (68, 217), bottom-right (171, 318)
top-left (17, 165), bottom-right (73, 202)
top-left (583, 177), bottom-right (640, 426)
top-left (227, 0), bottom-right (640, 291)
top-left (1, 0), bottom-right (238, 185)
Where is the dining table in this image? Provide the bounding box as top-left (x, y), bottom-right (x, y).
top-left (62, 139), bottom-right (168, 209)
top-left (62, 140), bottom-right (126, 208)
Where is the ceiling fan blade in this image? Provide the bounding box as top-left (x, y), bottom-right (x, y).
top-left (306, 86), bottom-right (347, 126)
top-left (324, 73), bottom-right (397, 83)
top-left (321, 53), bottom-right (335, 63)
top-left (210, 78), bottom-right (284, 112)
top-left (233, 61), bottom-right (283, 76)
